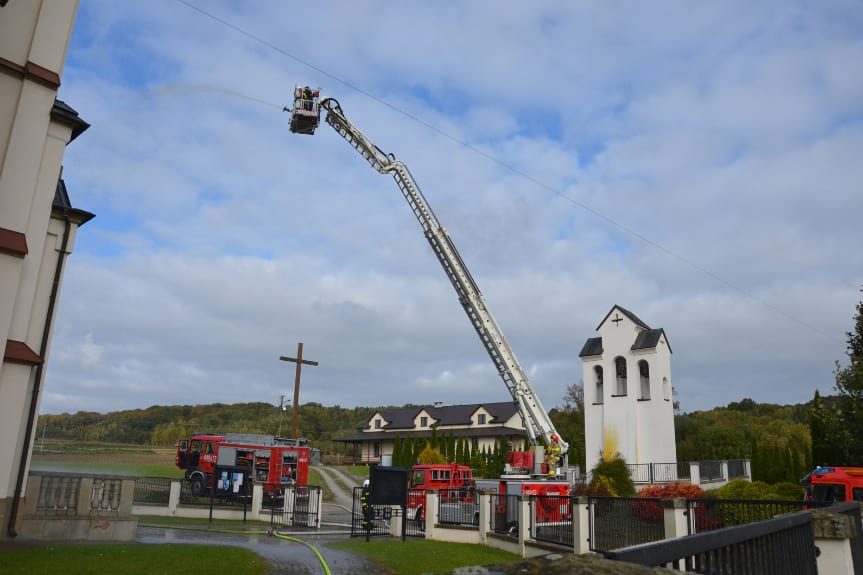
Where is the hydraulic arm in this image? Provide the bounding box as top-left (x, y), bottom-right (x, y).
top-left (294, 95), bottom-right (569, 463)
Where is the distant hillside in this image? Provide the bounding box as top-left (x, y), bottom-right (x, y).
top-left (37, 396), bottom-right (818, 483)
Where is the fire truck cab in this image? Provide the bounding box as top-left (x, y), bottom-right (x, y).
top-left (803, 466), bottom-right (863, 506)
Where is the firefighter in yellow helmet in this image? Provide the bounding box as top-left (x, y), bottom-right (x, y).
top-left (545, 434), bottom-right (562, 477)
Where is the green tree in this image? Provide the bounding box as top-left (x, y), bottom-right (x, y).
top-left (812, 288), bottom-right (863, 466)
top-left (417, 443), bottom-right (447, 464)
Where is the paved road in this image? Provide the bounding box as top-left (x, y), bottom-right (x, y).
top-left (316, 465), bottom-right (365, 529)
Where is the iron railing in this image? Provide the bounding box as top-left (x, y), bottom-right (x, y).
top-left (532, 494), bottom-right (572, 546)
top-left (686, 498), bottom-right (806, 534)
top-left (588, 496), bottom-right (665, 553)
top-left (603, 508), bottom-right (818, 574)
top-left (698, 460), bottom-right (724, 482)
top-left (133, 476), bottom-right (172, 505)
top-left (489, 493), bottom-right (520, 535)
top-left (438, 486), bottom-right (479, 526)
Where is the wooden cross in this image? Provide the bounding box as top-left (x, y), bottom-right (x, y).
top-left (611, 313), bottom-right (623, 326)
top-left (279, 342), bottom-right (319, 439)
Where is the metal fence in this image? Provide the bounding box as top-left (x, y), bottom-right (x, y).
top-left (686, 498), bottom-right (807, 534)
top-left (490, 493), bottom-right (520, 535)
top-left (264, 485), bottom-right (321, 529)
top-left (349, 487), bottom-right (424, 539)
top-left (133, 476), bottom-right (172, 505)
top-left (178, 478), bottom-right (252, 507)
top-left (727, 459), bottom-right (748, 479)
top-left (698, 460), bottom-right (724, 482)
top-left (603, 508), bottom-right (818, 574)
top-left (438, 486), bottom-right (479, 526)
top-left (588, 496), bottom-right (665, 553)
top-left (532, 494), bottom-right (572, 546)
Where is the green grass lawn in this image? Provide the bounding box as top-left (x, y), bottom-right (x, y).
top-left (0, 544), bottom-right (269, 575)
top-left (327, 539), bottom-right (519, 575)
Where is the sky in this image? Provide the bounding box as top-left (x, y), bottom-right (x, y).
top-left (44, 0), bottom-right (863, 418)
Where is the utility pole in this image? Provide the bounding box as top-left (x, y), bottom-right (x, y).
top-left (279, 342), bottom-right (319, 440)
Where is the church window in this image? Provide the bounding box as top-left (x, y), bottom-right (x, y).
top-left (615, 356), bottom-right (627, 396)
top-left (663, 377), bottom-right (670, 401)
top-left (639, 360), bottom-right (650, 400)
top-left (594, 365), bottom-right (604, 404)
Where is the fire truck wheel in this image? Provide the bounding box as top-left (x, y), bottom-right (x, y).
top-left (191, 476), bottom-right (205, 497)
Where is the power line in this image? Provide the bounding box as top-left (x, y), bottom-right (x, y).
top-left (175, 0), bottom-right (832, 339)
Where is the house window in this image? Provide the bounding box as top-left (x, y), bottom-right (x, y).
top-left (615, 356), bottom-right (627, 396)
top-left (373, 442), bottom-right (381, 457)
top-left (594, 365), bottom-right (604, 404)
top-left (420, 416), bottom-right (428, 427)
top-left (477, 414), bottom-right (486, 425)
top-left (374, 419), bottom-right (381, 429)
top-left (639, 360), bottom-right (650, 400)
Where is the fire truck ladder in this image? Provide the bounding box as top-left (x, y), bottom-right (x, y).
top-left (319, 99), bottom-right (568, 460)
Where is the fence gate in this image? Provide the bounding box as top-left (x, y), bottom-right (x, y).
top-left (266, 485), bottom-right (322, 529)
top-left (349, 487), bottom-right (424, 538)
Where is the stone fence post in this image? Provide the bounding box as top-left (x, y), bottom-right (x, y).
top-left (424, 489), bottom-right (439, 538)
top-left (169, 480), bottom-right (181, 515)
top-left (571, 496), bottom-right (591, 554)
top-left (812, 508), bottom-right (858, 575)
top-left (663, 497), bottom-right (688, 539)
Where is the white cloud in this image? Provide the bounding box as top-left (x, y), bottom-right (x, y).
top-left (43, 0), bottom-right (863, 421)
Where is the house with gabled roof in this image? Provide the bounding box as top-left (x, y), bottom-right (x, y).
top-left (579, 305), bottom-right (677, 475)
top-left (335, 401), bottom-right (528, 465)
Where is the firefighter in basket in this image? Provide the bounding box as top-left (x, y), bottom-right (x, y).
top-left (545, 434), bottom-right (562, 477)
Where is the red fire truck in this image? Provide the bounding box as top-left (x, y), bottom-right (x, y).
top-left (175, 433), bottom-right (311, 496)
top-left (803, 466), bottom-right (863, 506)
top-left (407, 463), bottom-right (476, 524)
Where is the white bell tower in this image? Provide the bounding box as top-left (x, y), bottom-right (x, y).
top-left (580, 305), bottom-right (677, 475)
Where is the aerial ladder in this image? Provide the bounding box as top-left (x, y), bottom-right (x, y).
top-left (287, 87), bottom-right (569, 477)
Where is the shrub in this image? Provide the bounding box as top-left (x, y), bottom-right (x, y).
top-left (771, 482), bottom-right (805, 500)
top-left (631, 483), bottom-right (706, 523)
top-left (590, 454), bottom-right (636, 497)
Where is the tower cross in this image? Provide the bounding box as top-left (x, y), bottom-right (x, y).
top-left (611, 313), bottom-right (623, 326)
top-left (279, 342), bottom-right (319, 439)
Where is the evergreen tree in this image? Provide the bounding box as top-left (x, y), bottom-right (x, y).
top-left (393, 435), bottom-right (403, 467)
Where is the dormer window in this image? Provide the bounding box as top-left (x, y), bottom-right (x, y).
top-left (477, 413), bottom-right (486, 425)
top-left (374, 419), bottom-right (381, 429)
top-left (420, 416), bottom-right (428, 427)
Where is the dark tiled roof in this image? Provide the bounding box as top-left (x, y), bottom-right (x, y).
top-left (596, 305), bottom-right (650, 331)
top-left (53, 179), bottom-right (95, 225)
top-left (632, 328), bottom-right (672, 353)
top-left (51, 99), bottom-right (89, 142)
top-left (360, 401), bottom-right (518, 431)
top-left (336, 425), bottom-right (526, 443)
top-left (579, 337), bottom-right (603, 358)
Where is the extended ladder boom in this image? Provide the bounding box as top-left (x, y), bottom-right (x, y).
top-left (313, 97), bottom-right (568, 460)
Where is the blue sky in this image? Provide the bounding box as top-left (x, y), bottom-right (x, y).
top-left (44, 0), bottom-right (863, 417)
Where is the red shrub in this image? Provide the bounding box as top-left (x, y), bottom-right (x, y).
top-left (631, 483), bottom-right (706, 523)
